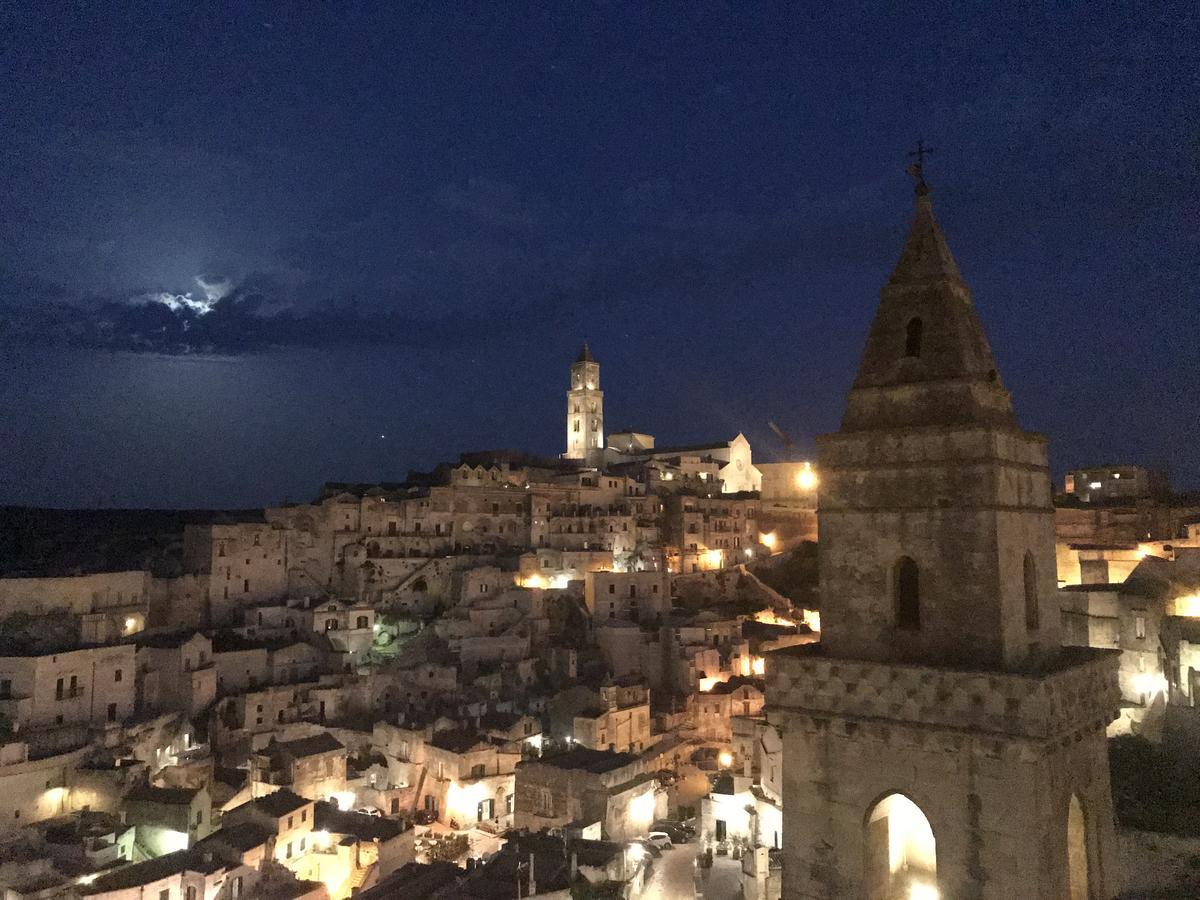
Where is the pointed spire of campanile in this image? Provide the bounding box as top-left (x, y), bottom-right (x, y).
top-left (839, 156), bottom-right (1015, 432)
top-left (575, 341), bottom-right (595, 363)
top-left (886, 183), bottom-right (964, 288)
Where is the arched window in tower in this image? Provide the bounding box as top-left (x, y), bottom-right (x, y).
top-left (895, 556), bottom-right (920, 630)
top-left (1023, 551), bottom-right (1039, 630)
top-left (904, 317), bottom-right (923, 358)
top-left (574, 419), bottom-right (581, 433)
top-left (864, 792), bottom-right (937, 900)
top-left (1067, 794), bottom-right (1089, 900)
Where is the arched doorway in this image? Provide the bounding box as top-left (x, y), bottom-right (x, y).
top-left (865, 793), bottom-right (937, 900)
top-left (1068, 794), bottom-right (1089, 900)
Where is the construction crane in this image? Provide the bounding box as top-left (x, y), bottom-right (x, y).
top-left (767, 421), bottom-right (817, 491)
top-left (767, 420), bottom-right (794, 449)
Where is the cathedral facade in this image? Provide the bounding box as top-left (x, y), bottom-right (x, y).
top-left (767, 180), bottom-right (1120, 899)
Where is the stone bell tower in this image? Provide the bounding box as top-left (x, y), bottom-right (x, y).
top-left (564, 341), bottom-right (604, 460)
top-left (767, 165), bottom-right (1121, 899)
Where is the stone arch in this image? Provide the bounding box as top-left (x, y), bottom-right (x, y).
top-left (1023, 551), bottom-right (1040, 630)
top-left (864, 791), bottom-right (937, 900)
top-left (904, 317), bottom-right (924, 358)
top-left (894, 556), bottom-right (921, 631)
top-left (1067, 793), bottom-right (1090, 900)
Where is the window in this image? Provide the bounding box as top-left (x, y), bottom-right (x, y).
top-left (357, 616), bottom-right (369, 629)
top-left (0, 679), bottom-right (10, 699)
top-left (535, 786), bottom-right (553, 816)
top-left (895, 556), bottom-right (921, 630)
top-left (160, 890), bottom-right (170, 900)
top-left (1023, 551), bottom-right (1039, 630)
top-left (1135, 613), bottom-right (1147, 640)
top-left (471, 763), bottom-right (486, 778)
top-left (904, 317), bottom-right (923, 357)
top-left (478, 798), bottom-right (494, 821)
top-left (574, 419), bottom-right (581, 433)
top-left (114, 669), bottom-right (123, 682)
top-left (107, 702), bottom-right (118, 722)
top-left (608, 584), bottom-right (615, 594)
top-left (56, 677), bottom-right (64, 700)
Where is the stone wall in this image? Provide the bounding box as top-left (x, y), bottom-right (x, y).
top-left (766, 645), bottom-right (1121, 741)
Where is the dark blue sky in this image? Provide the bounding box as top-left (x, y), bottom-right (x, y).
top-left (1, 2), bottom-right (1197, 507)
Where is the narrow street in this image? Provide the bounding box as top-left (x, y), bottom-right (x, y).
top-left (640, 842), bottom-right (699, 900)
top-left (639, 844), bottom-right (744, 900)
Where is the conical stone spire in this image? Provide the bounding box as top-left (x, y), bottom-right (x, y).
top-left (886, 187), bottom-right (964, 288)
top-left (575, 341), bottom-right (595, 363)
top-left (839, 184), bottom-right (1015, 431)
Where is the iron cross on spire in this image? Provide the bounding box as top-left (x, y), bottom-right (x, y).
top-left (906, 139), bottom-right (936, 192)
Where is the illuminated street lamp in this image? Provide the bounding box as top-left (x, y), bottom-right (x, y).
top-left (795, 462), bottom-right (818, 492)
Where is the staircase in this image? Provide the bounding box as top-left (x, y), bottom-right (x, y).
top-left (348, 862), bottom-right (376, 894)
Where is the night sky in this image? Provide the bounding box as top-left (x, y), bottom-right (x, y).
top-left (1, 3), bottom-right (1196, 508)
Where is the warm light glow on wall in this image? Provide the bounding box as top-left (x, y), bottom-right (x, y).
top-left (753, 609), bottom-right (796, 628)
top-left (760, 533), bottom-right (777, 550)
top-left (446, 780), bottom-right (493, 826)
top-left (520, 574), bottom-right (548, 589)
top-left (751, 656), bottom-right (766, 676)
top-left (718, 751), bottom-right (734, 768)
top-left (158, 828), bottom-right (190, 854)
top-left (703, 549), bottom-right (724, 569)
top-left (802, 609), bottom-right (821, 632)
top-left (870, 793), bottom-right (936, 880)
top-left (699, 675), bottom-right (723, 692)
top-left (1133, 672), bottom-right (1168, 699)
top-left (630, 789), bottom-right (656, 824)
top-left (1170, 595), bottom-right (1200, 618)
top-left (795, 462), bottom-right (817, 492)
top-left (331, 791), bottom-right (356, 811)
top-left (909, 884), bottom-right (939, 900)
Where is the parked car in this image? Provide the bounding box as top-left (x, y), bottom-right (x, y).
top-left (356, 807), bottom-right (383, 817)
top-left (646, 831), bottom-right (673, 850)
top-left (633, 839), bottom-right (663, 858)
top-left (652, 822), bottom-right (691, 844)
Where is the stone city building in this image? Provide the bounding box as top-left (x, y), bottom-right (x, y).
top-left (767, 173), bottom-right (1121, 899)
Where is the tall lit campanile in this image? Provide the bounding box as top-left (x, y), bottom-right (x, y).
top-left (564, 342), bottom-right (603, 460)
top-left (767, 169), bottom-right (1120, 899)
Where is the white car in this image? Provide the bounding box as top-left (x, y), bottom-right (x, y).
top-left (646, 831), bottom-right (673, 850)
top-left (356, 807), bottom-right (383, 817)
